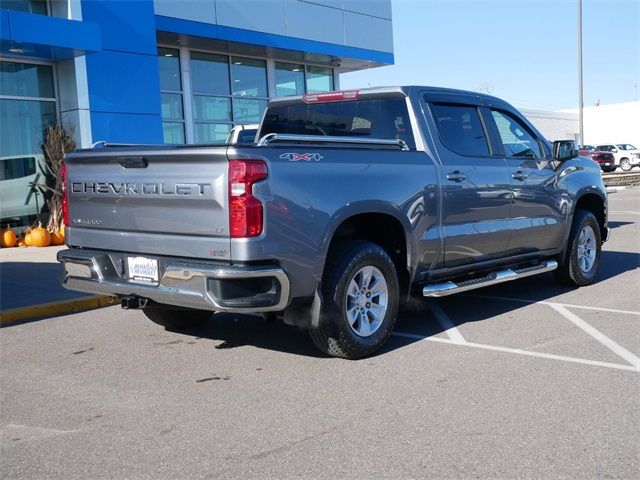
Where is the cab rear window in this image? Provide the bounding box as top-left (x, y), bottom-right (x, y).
top-left (260, 98), bottom-right (415, 149)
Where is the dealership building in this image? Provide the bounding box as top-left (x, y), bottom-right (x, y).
top-left (0, 0), bottom-right (393, 226)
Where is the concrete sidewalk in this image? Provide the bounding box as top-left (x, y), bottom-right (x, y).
top-left (0, 246), bottom-right (113, 325)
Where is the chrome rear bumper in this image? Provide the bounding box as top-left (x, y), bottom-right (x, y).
top-left (57, 248), bottom-right (290, 313)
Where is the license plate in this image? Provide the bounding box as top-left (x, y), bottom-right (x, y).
top-left (127, 256), bottom-right (159, 282)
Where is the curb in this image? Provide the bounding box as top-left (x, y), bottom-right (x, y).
top-left (0, 295), bottom-right (117, 326)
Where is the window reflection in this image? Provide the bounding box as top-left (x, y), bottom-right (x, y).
top-left (231, 57), bottom-right (267, 97)
top-left (306, 66), bottom-right (333, 94)
top-left (275, 63), bottom-right (305, 97)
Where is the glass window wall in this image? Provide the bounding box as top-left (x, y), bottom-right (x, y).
top-left (158, 47), bottom-right (334, 144)
top-left (158, 48), bottom-right (185, 144)
top-left (0, 0), bottom-right (47, 15)
top-left (306, 66), bottom-right (334, 94)
top-left (275, 62), bottom-right (305, 97)
top-left (0, 60), bottom-right (56, 228)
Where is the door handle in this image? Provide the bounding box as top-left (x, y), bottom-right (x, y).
top-left (446, 171), bottom-right (467, 182)
top-left (512, 170), bottom-right (528, 181)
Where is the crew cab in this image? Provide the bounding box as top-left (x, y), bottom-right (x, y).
top-left (58, 86), bottom-right (608, 359)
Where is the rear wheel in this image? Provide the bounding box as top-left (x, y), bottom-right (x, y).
top-left (620, 158), bottom-right (631, 171)
top-left (555, 209), bottom-right (601, 286)
top-left (142, 301), bottom-right (212, 330)
top-left (309, 240), bottom-right (399, 359)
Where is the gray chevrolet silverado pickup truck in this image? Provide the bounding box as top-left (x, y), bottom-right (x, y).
top-left (58, 86), bottom-right (608, 359)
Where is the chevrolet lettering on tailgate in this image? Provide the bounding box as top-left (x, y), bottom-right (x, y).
top-left (71, 182), bottom-right (211, 196)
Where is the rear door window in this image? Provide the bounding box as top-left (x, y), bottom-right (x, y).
top-left (260, 97), bottom-right (415, 149)
top-left (429, 103), bottom-right (490, 157)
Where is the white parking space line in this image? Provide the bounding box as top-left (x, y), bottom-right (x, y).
top-left (466, 294), bottom-right (640, 316)
top-left (609, 210), bottom-right (640, 215)
top-left (549, 304), bottom-right (640, 370)
top-left (426, 300), bottom-right (467, 344)
top-left (390, 332), bottom-right (639, 372)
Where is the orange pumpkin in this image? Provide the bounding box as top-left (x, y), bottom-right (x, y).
top-left (30, 224), bottom-right (51, 247)
top-left (16, 238), bottom-right (26, 247)
top-left (50, 230), bottom-right (65, 246)
top-left (1, 226), bottom-right (16, 248)
top-left (24, 232), bottom-right (32, 246)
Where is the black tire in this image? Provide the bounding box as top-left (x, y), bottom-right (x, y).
top-left (142, 301), bottom-right (212, 330)
top-left (309, 240), bottom-right (399, 359)
top-left (554, 209), bottom-right (601, 286)
top-left (620, 158), bottom-right (631, 171)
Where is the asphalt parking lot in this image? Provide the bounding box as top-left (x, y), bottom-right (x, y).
top-left (1, 188), bottom-right (639, 479)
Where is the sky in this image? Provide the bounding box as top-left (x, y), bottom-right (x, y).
top-left (341, 0), bottom-right (640, 111)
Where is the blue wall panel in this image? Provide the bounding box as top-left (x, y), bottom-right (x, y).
top-left (0, 9), bottom-right (101, 60)
top-left (91, 112), bottom-right (163, 144)
top-left (8, 10), bottom-right (101, 52)
top-left (81, 0), bottom-right (163, 144)
top-left (85, 51), bottom-right (162, 115)
top-left (0, 9), bottom-right (10, 40)
top-left (81, 0), bottom-right (157, 55)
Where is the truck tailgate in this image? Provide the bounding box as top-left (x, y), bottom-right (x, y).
top-left (65, 147), bottom-right (231, 261)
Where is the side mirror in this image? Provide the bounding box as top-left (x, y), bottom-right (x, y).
top-left (553, 140), bottom-right (578, 161)
top-left (612, 148), bottom-right (618, 153)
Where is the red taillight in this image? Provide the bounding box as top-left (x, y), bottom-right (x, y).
top-left (60, 162), bottom-right (69, 227)
top-left (302, 90), bottom-right (359, 104)
top-left (228, 159), bottom-right (268, 238)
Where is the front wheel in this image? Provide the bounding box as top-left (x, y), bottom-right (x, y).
top-left (309, 241), bottom-right (399, 359)
top-left (142, 301), bottom-right (212, 330)
top-left (555, 209), bottom-right (601, 286)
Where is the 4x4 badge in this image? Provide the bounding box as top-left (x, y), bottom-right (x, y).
top-left (279, 153), bottom-right (323, 162)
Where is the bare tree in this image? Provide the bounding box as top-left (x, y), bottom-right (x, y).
top-left (37, 123), bottom-right (76, 232)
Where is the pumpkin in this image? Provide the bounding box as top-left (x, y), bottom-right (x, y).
top-left (1, 226), bottom-right (16, 248)
top-left (50, 230), bottom-right (65, 246)
top-left (24, 233), bottom-right (32, 246)
top-left (16, 238), bottom-right (26, 247)
top-left (30, 223), bottom-right (51, 247)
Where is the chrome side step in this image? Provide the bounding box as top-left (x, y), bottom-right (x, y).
top-left (423, 260), bottom-right (558, 298)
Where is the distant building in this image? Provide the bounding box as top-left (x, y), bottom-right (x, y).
top-left (520, 101), bottom-right (639, 147)
top-left (561, 101), bottom-right (640, 147)
top-left (520, 109), bottom-right (579, 143)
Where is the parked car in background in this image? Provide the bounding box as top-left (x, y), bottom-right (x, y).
top-left (579, 145), bottom-right (596, 153)
top-left (595, 144), bottom-right (640, 171)
top-left (0, 154), bottom-right (46, 226)
top-left (225, 124), bottom-right (259, 145)
top-left (579, 148), bottom-right (616, 173)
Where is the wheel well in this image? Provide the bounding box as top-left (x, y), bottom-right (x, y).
top-left (327, 213), bottom-right (409, 294)
top-left (575, 193), bottom-right (606, 240)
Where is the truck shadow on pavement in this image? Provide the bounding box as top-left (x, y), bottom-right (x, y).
top-left (0, 261), bottom-right (88, 314)
top-left (172, 249), bottom-right (639, 358)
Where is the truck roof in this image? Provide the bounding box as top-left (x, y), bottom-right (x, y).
top-left (268, 85), bottom-right (510, 107)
